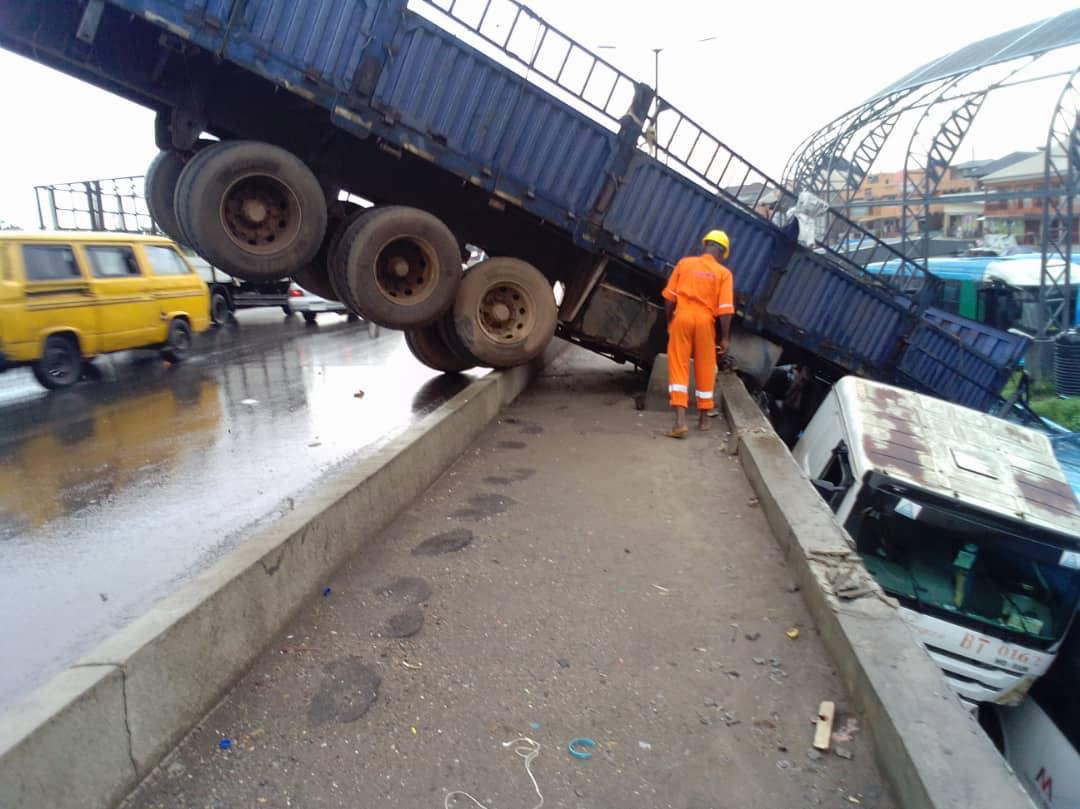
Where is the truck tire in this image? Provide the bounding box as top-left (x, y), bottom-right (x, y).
top-left (331, 206), bottom-right (461, 329)
top-left (435, 311), bottom-right (479, 367)
top-left (452, 257), bottom-right (556, 368)
top-left (210, 290), bottom-right (230, 326)
top-left (171, 143), bottom-right (220, 251)
top-left (32, 334), bottom-right (82, 390)
top-left (174, 140), bottom-right (327, 282)
top-left (404, 322), bottom-right (475, 373)
top-left (326, 206), bottom-right (374, 303)
top-left (293, 200), bottom-right (364, 301)
top-left (161, 319), bottom-right (194, 362)
top-left (145, 150), bottom-right (187, 244)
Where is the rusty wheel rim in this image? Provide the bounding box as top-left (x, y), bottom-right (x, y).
top-left (477, 281), bottom-right (535, 344)
top-left (373, 236), bottom-right (438, 306)
top-left (220, 174), bottom-right (302, 255)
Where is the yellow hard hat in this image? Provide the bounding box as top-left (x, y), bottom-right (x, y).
top-left (703, 229), bottom-right (730, 258)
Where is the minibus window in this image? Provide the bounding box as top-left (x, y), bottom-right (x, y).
top-left (86, 246), bottom-right (140, 278)
top-left (23, 245), bottom-right (80, 281)
top-left (144, 246), bottom-right (191, 276)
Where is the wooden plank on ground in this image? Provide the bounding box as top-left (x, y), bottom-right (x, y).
top-left (813, 700), bottom-right (836, 750)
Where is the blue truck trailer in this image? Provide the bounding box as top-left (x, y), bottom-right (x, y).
top-left (0, 0), bottom-right (1028, 409)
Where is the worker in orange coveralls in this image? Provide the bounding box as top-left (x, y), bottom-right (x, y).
top-left (661, 230), bottom-right (734, 438)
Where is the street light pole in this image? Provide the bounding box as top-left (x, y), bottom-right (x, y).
top-left (596, 37), bottom-right (716, 160)
top-left (654, 47), bottom-right (661, 158)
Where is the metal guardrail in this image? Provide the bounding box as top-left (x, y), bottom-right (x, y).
top-left (34, 176), bottom-right (158, 235)
top-left (418, 0), bottom-right (929, 296)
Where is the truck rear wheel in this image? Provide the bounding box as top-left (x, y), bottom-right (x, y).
top-left (145, 150), bottom-right (187, 244)
top-left (452, 258), bottom-right (556, 368)
top-left (404, 321), bottom-right (475, 373)
top-left (293, 200), bottom-right (364, 301)
top-left (330, 206), bottom-right (461, 329)
top-left (174, 140), bottom-right (327, 282)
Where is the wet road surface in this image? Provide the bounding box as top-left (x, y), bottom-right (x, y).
top-left (0, 310), bottom-right (486, 710)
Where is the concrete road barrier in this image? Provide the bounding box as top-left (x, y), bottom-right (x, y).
top-left (0, 343), bottom-right (564, 809)
top-left (719, 372), bottom-right (1035, 809)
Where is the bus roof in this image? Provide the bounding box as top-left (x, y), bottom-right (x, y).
top-left (867, 253), bottom-right (1080, 286)
top-left (0, 231), bottom-right (174, 245)
top-left (985, 256), bottom-right (1080, 288)
top-left (834, 376), bottom-right (1080, 542)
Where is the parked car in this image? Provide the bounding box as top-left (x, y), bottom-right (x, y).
top-left (285, 282), bottom-right (351, 324)
top-left (0, 231), bottom-right (210, 389)
top-left (285, 282), bottom-right (380, 337)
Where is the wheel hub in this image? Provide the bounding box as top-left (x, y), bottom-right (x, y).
top-left (221, 174), bottom-right (302, 255)
top-left (241, 198), bottom-right (268, 223)
top-left (478, 283), bottom-right (533, 343)
top-left (374, 237), bottom-right (438, 305)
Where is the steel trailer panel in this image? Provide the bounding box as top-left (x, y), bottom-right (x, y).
top-left (896, 321), bottom-right (1014, 410)
top-left (922, 307), bottom-right (1029, 368)
top-left (373, 17), bottom-right (615, 223)
top-left (108, 0), bottom-right (378, 101)
top-left (601, 155), bottom-right (784, 305)
top-left (764, 252), bottom-right (911, 372)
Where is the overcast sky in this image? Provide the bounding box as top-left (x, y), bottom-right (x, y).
top-left (0, 0), bottom-right (1077, 228)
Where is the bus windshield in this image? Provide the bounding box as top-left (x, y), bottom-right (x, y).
top-left (850, 494), bottom-right (1080, 650)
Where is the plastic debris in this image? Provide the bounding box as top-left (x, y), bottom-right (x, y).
top-left (218, 738), bottom-right (232, 750)
top-left (835, 746), bottom-right (854, 760)
top-left (354, 390), bottom-right (365, 399)
top-left (447, 738), bottom-right (542, 809)
top-left (240, 399), bottom-right (258, 406)
top-left (651, 583), bottom-right (670, 593)
top-left (786, 627), bottom-right (800, 640)
top-left (567, 738), bottom-right (596, 760)
top-left (323, 587), bottom-right (332, 597)
top-left (637, 740), bottom-right (652, 751)
top-left (402, 660), bottom-right (423, 670)
top-left (411, 726), bottom-right (418, 736)
top-left (530, 722), bottom-right (541, 731)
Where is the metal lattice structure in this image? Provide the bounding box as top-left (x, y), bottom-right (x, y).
top-left (785, 9), bottom-right (1080, 353)
top-left (1040, 66), bottom-right (1080, 339)
top-left (33, 176), bottom-right (158, 235)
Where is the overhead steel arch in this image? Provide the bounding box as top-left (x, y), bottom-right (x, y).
top-left (786, 10), bottom-right (1080, 352)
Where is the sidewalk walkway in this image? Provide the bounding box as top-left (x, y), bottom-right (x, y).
top-left (124, 349), bottom-right (894, 809)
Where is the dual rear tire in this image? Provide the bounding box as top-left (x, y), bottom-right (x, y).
top-left (403, 257), bottom-right (557, 373)
top-left (144, 139), bottom-right (558, 371)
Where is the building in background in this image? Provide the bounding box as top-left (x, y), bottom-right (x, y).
top-left (982, 149), bottom-right (1076, 246)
